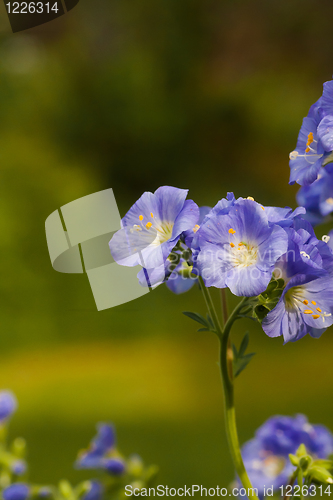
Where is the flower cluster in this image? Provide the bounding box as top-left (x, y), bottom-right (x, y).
top-left (109, 188), bottom-right (333, 343)
top-left (240, 415), bottom-right (333, 498)
top-left (0, 391), bottom-right (158, 500)
top-left (288, 78), bottom-right (333, 225)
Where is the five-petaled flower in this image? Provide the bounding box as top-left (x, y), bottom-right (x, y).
top-left (109, 186), bottom-right (199, 281)
top-left (194, 198), bottom-right (288, 296)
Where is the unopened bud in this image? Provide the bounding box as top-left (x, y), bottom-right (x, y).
top-left (299, 455), bottom-right (312, 471)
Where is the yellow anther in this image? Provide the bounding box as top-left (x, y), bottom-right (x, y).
top-left (303, 300), bottom-right (309, 305)
top-left (139, 215), bottom-right (144, 221)
top-left (316, 308), bottom-right (322, 313)
top-left (261, 206), bottom-right (265, 210)
top-left (304, 310), bottom-right (313, 314)
top-left (311, 301), bottom-right (317, 305)
top-left (230, 242), bottom-right (235, 248)
top-left (146, 222), bottom-right (152, 229)
top-left (305, 147), bottom-right (311, 153)
top-left (228, 228), bottom-right (236, 234)
top-left (326, 198), bottom-right (333, 205)
top-left (312, 314), bottom-right (320, 319)
top-left (238, 242), bottom-right (243, 246)
top-left (150, 212), bottom-right (154, 218)
top-left (193, 224), bottom-right (200, 233)
top-left (306, 132), bottom-right (314, 147)
top-left (247, 196), bottom-right (254, 201)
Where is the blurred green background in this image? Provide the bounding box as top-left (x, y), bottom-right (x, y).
top-left (1, 0), bottom-right (333, 491)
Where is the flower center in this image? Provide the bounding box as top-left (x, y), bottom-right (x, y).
top-left (284, 286), bottom-right (332, 323)
top-left (289, 132), bottom-right (323, 165)
top-left (130, 214), bottom-right (174, 246)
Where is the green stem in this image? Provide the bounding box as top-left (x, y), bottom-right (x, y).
top-left (198, 277), bottom-right (223, 335)
top-left (283, 470), bottom-right (297, 500)
top-left (221, 289), bottom-right (229, 325)
top-left (199, 279), bottom-right (258, 500)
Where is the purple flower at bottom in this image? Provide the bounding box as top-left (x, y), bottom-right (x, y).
top-left (0, 391), bottom-right (17, 423)
top-left (103, 458), bottom-right (126, 475)
top-left (82, 482), bottom-right (103, 500)
top-left (3, 484), bottom-right (30, 500)
top-left (75, 423), bottom-right (126, 477)
top-left (241, 415), bottom-right (333, 498)
top-left (11, 460), bottom-right (27, 476)
top-left (76, 423), bottom-right (115, 470)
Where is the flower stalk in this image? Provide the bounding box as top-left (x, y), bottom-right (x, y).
top-left (198, 278), bottom-right (258, 500)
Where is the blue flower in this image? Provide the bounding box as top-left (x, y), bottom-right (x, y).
top-left (3, 484), bottom-right (30, 500)
top-left (288, 80), bottom-right (333, 187)
top-left (241, 415), bottom-right (333, 498)
top-left (103, 458), bottom-right (126, 475)
top-left (262, 274), bottom-right (333, 342)
top-left (76, 424), bottom-right (115, 469)
top-left (136, 205), bottom-right (209, 293)
top-left (0, 391), bottom-right (17, 423)
top-left (11, 460), bottom-right (27, 476)
top-left (82, 481), bottom-right (103, 500)
top-left (109, 186), bottom-right (199, 272)
top-left (262, 218), bottom-right (333, 342)
top-left (75, 424), bottom-right (126, 477)
top-left (194, 198), bottom-right (288, 296)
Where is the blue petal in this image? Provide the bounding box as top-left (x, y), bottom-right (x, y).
top-left (166, 272), bottom-right (197, 294)
top-left (154, 186), bottom-right (188, 224)
top-left (317, 115), bottom-right (333, 151)
top-left (172, 199), bottom-right (199, 238)
top-left (82, 482), bottom-right (103, 500)
top-left (92, 423), bottom-right (115, 454)
top-left (320, 80), bottom-right (333, 116)
top-left (0, 391), bottom-right (17, 422)
top-left (3, 485), bottom-right (30, 500)
top-left (225, 266), bottom-right (272, 297)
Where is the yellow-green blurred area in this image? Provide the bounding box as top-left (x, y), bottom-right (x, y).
top-left (1, 0), bottom-right (333, 491)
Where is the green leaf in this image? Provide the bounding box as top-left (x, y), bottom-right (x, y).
top-left (182, 311), bottom-right (208, 327)
top-left (239, 332), bottom-right (249, 356)
top-left (197, 328), bottom-right (210, 332)
top-left (206, 314), bottom-right (214, 329)
top-left (233, 353), bottom-right (256, 377)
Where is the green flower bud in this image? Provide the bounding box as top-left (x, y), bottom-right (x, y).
top-left (299, 455), bottom-right (312, 471)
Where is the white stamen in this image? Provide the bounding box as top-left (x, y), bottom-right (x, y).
top-left (300, 251), bottom-right (310, 259)
top-left (322, 235), bottom-right (331, 243)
